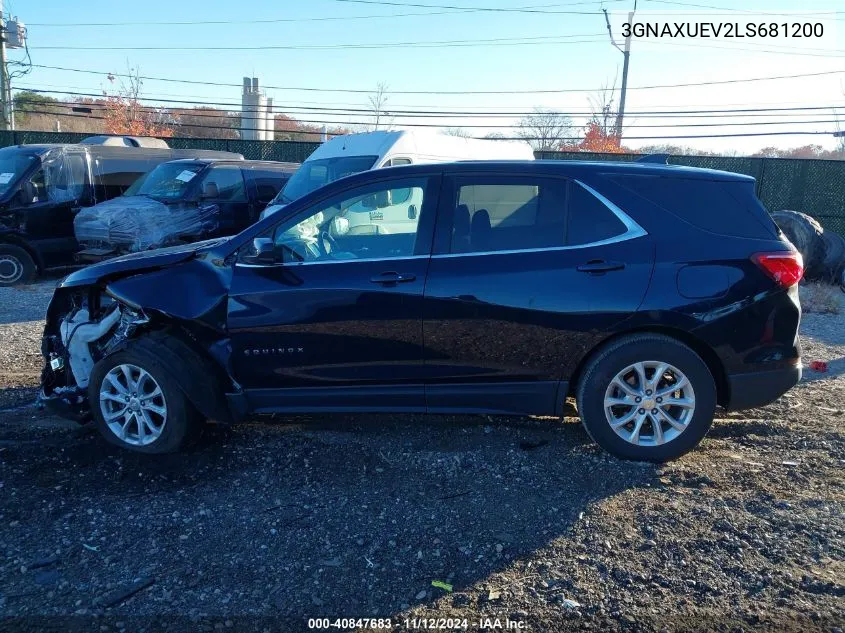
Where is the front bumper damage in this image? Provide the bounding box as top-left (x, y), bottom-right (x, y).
top-left (40, 288), bottom-right (150, 422)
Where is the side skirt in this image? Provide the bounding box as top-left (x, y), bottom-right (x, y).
top-left (232, 381), bottom-right (566, 417)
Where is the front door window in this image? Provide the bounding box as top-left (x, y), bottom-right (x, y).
top-left (242, 177), bottom-right (429, 265)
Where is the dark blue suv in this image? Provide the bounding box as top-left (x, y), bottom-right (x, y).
top-left (40, 160), bottom-right (803, 461)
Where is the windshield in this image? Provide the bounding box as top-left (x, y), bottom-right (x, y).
top-left (274, 155), bottom-right (378, 204)
top-left (124, 162), bottom-right (204, 200)
top-left (0, 148), bottom-right (37, 198)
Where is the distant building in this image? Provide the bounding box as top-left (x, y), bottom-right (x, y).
top-left (241, 77), bottom-right (274, 141)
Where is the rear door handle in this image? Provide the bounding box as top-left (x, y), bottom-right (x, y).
top-left (370, 271), bottom-right (417, 284)
top-left (577, 260), bottom-right (625, 273)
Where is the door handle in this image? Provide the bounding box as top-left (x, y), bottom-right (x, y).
top-left (370, 271), bottom-right (416, 284)
top-left (577, 260), bottom-right (625, 273)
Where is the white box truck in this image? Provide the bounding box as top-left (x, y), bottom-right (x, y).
top-left (259, 130), bottom-right (534, 221)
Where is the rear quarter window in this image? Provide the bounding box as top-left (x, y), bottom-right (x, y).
top-left (609, 175), bottom-right (779, 239)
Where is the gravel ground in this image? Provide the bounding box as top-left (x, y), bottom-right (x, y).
top-left (0, 279), bottom-right (57, 410)
top-left (0, 284), bottom-right (842, 632)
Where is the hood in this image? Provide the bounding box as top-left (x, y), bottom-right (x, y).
top-left (59, 237), bottom-right (229, 288)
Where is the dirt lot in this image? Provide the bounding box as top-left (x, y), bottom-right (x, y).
top-left (0, 283), bottom-right (842, 632)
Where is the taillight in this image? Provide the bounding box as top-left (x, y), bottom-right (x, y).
top-left (752, 251), bottom-right (804, 288)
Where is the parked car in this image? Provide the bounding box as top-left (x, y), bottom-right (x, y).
top-left (258, 130), bottom-right (534, 220)
top-left (74, 159), bottom-right (298, 260)
top-left (40, 159), bottom-right (802, 461)
top-left (0, 143), bottom-right (242, 285)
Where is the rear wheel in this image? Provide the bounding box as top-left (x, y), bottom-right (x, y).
top-left (89, 346), bottom-right (200, 453)
top-left (0, 244), bottom-right (36, 285)
top-left (576, 334), bottom-right (717, 461)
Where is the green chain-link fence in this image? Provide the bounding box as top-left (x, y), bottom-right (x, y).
top-left (2, 131), bottom-right (843, 234)
top-left (538, 150), bottom-right (845, 236)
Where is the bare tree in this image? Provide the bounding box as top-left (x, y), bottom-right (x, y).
top-left (516, 108), bottom-right (574, 151)
top-left (588, 79), bottom-right (618, 137)
top-left (368, 82), bottom-right (392, 131)
top-left (103, 64), bottom-right (174, 137)
top-left (443, 127), bottom-right (470, 138)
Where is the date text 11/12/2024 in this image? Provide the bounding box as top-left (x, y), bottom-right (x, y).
top-left (307, 617), bottom-right (527, 629)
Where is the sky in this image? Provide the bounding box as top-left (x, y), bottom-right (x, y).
top-left (7, 0), bottom-right (845, 154)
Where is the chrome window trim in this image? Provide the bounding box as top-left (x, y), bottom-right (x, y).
top-left (430, 234), bottom-right (647, 259)
top-left (433, 178), bottom-right (647, 259)
top-left (574, 179), bottom-right (646, 239)
top-left (235, 178), bottom-right (647, 268)
top-left (236, 254), bottom-right (430, 269)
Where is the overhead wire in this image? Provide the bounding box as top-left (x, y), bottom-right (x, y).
top-left (16, 88), bottom-right (845, 119)
top-left (27, 64), bottom-right (845, 95)
top-left (15, 107), bottom-right (836, 140)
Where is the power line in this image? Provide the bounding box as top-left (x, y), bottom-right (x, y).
top-left (33, 34), bottom-right (608, 52)
top-left (642, 0), bottom-right (844, 17)
top-left (17, 88), bottom-right (845, 119)
top-left (331, 0), bottom-right (607, 14)
top-left (642, 39), bottom-right (845, 59)
top-left (28, 64), bottom-right (845, 95)
top-left (26, 0), bottom-right (626, 26)
top-left (18, 103), bottom-right (843, 130)
top-left (12, 80), bottom-right (843, 112)
top-left (15, 107), bottom-right (837, 140)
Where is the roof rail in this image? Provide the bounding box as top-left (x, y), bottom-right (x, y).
top-left (635, 153), bottom-right (670, 164)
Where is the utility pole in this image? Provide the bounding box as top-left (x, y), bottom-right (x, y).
top-left (603, 0), bottom-right (637, 139)
top-left (0, 0), bottom-right (9, 131)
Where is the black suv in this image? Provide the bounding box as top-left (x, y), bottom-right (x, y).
top-left (40, 160), bottom-right (802, 461)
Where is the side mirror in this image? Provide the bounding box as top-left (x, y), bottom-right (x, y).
top-left (251, 237), bottom-right (276, 264)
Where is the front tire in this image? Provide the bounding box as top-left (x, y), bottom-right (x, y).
top-left (88, 346), bottom-right (200, 454)
top-left (0, 244), bottom-right (36, 285)
top-left (576, 334), bottom-right (717, 462)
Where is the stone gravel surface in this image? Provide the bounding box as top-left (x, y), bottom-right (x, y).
top-left (0, 283), bottom-right (842, 632)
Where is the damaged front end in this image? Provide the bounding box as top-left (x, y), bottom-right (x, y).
top-left (40, 287), bottom-right (150, 421)
top-left (39, 241), bottom-right (241, 424)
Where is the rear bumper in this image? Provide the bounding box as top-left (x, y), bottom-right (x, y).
top-left (725, 363), bottom-right (801, 411)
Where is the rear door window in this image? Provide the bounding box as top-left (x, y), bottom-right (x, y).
top-left (450, 178), bottom-right (567, 253)
top-left (244, 167), bottom-right (289, 204)
top-left (567, 181), bottom-right (628, 246)
top-left (200, 165), bottom-right (247, 202)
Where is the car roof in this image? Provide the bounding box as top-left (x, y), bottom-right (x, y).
top-left (165, 158), bottom-right (298, 169)
top-left (386, 160), bottom-right (754, 182)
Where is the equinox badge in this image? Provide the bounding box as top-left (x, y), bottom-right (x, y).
top-left (244, 347), bottom-right (304, 356)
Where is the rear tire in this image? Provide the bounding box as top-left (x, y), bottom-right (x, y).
top-left (88, 343), bottom-right (201, 454)
top-left (0, 244), bottom-right (36, 286)
top-left (576, 334), bottom-right (717, 462)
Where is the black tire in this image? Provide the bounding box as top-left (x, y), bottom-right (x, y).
top-left (576, 333), bottom-right (717, 462)
top-left (820, 230), bottom-right (845, 282)
top-left (88, 342), bottom-right (201, 454)
top-left (771, 210), bottom-right (825, 278)
top-left (0, 244), bottom-right (37, 286)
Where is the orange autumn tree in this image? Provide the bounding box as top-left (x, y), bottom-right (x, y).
top-left (103, 66), bottom-right (175, 138)
top-left (564, 122), bottom-right (627, 153)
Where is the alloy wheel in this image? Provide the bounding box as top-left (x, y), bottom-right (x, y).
top-left (603, 361), bottom-right (696, 447)
top-left (99, 363), bottom-right (168, 446)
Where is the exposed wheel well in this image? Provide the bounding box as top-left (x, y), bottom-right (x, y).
top-left (122, 325), bottom-right (236, 423)
top-left (568, 326), bottom-right (729, 408)
top-left (0, 236), bottom-right (43, 272)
